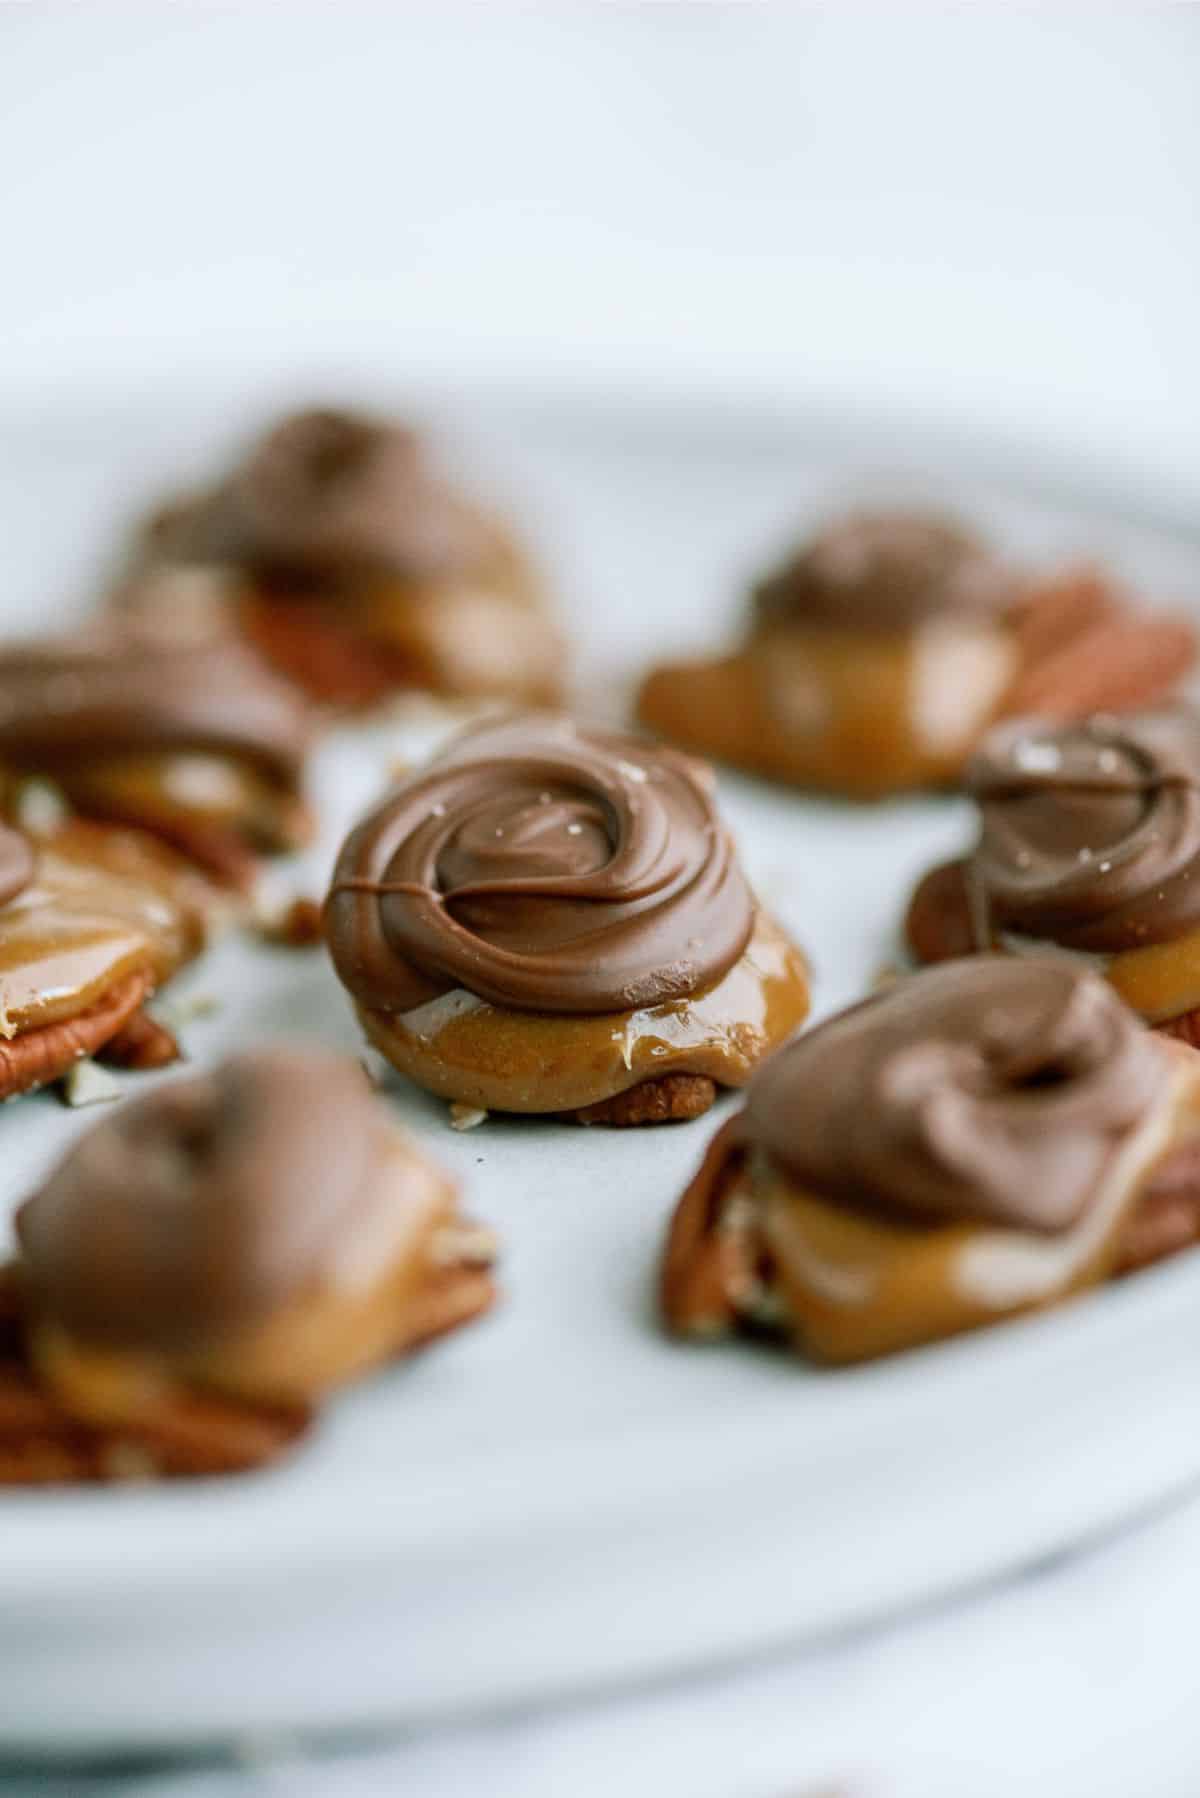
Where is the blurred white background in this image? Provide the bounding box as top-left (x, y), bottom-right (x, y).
top-left (2, 6), bottom-right (1198, 504)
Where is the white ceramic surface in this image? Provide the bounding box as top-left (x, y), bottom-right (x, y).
top-left (2, 388), bottom-right (1200, 1755)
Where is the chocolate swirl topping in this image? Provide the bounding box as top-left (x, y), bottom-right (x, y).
top-left (0, 825), bottom-right (34, 908)
top-left (16, 1047), bottom-right (416, 1353)
top-left (745, 957), bottom-right (1167, 1232)
top-left (326, 716), bottom-right (755, 1015)
top-left (964, 710), bottom-right (1200, 953)
top-left (753, 510), bottom-right (1016, 633)
top-left (0, 631), bottom-right (310, 786)
top-left (198, 407), bottom-right (496, 582)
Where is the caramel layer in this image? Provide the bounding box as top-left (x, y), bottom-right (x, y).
top-left (637, 622), bottom-right (1013, 798)
top-left (757, 1055), bottom-right (1200, 1363)
top-left (359, 907), bottom-right (810, 1114)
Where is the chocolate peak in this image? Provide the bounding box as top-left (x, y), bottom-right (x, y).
top-left (965, 709), bottom-right (1200, 953)
top-left (214, 406), bottom-right (494, 581)
top-left (753, 509), bottom-right (1016, 632)
top-left (15, 1046), bottom-right (421, 1354)
top-left (745, 957), bottom-right (1167, 1232)
top-left (326, 714), bottom-right (756, 1015)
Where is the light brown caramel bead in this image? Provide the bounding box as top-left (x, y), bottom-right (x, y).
top-left (355, 907), bottom-right (810, 1118)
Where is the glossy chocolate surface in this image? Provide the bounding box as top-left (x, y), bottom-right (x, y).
top-left (327, 715), bottom-right (756, 1016)
top-left (964, 710), bottom-right (1200, 953)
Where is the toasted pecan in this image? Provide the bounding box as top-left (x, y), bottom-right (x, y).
top-left (1155, 1006), bottom-right (1200, 1050)
top-left (96, 1006), bottom-right (182, 1071)
top-left (395, 1263), bottom-right (498, 1355)
top-left (1115, 1136), bottom-right (1200, 1276)
top-left (240, 591), bottom-right (419, 708)
top-left (258, 895), bottom-right (325, 948)
top-left (0, 970), bottom-right (150, 1101)
top-left (904, 858), bottom-right (975, 965)
top-left (1000, 612), bottom-right (1196, 721)
top-left (1007, 567), bottom-right (1119, 666)
top-left (660, 1118), bottom-right (760, 1337)
top-left (572, 1073), bottom-right (719, 1127)
top-left (0, 1267), bottom-right (310, 1484)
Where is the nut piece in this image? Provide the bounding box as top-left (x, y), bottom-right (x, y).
top-left (573, 1073), bottom-right (719, 1127)
top-left (448, 1103), bottom-right (488, 1131)
top-left (256, 895), bottom-right (325, 949)
top-left (61, 1059), bottom-right (124, 1109)
top-left (0, 971), bottom-right (150, 1102)
top-left (903, 858), bottom-right (975, 965)
top-left (97, 1007), bottom-right (182, 1071)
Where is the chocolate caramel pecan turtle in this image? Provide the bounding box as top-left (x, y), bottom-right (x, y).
top-left (0, 629), bottom-right (313, 888)
top-left (0, 1045), bottom-right (497, 1482)
top-left (0, 821), bottom-right (210, 1101)
top-left (325, 715), bottom-right (810, 1121)
top-left (662, 957), bottom-right (1200, 1364)
top-left (637, 510), bottom-right (1195, 798)
top-left (114, 407), bottom-right (565, 711)
top-left (905, 709), bottom-right (1200, 1037)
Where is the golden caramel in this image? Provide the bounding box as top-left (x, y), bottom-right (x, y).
top-left (637, 622), bottom-right (1014, 799)
top-left (26, 1139), bottom-right (467, 1419)
top-left (747, 1053), bottom-right (1200, 1363)
top-left (1104, 922), bottom-right (1200, 1024)
top-left (0, 831), bottom-right (208, 1039)
top-left (358, 908), bottom-right (810, 1115)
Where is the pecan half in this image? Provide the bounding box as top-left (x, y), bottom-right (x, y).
top-left (0, 971), bottom-right (150, 1101)
top-left (573, 1073), bottom-right (719, 1127)
top-left (240, 592), bottom-right (419, 708)
top-left (97, 1006), bottom-right (182, 1071)
top-left (660, 1118), bottom-right (769, 1337)
top-left (903, 858), bottom-right (975, 965)
top-left (1007, 567), bottom-right (1118, 666)
top-left (1000, 612), bottom-right (1196, 721)
top-left (0, 1268), bottom-right (310, 1484)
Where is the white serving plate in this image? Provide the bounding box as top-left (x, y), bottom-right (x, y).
top-left (1, 382), bottom-right (1200, 1756)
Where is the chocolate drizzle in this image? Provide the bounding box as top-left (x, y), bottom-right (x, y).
top-left (744, 957), bottom-right (1167, 1232)
top-left (0, 632), bottom-right (311, 787)
top-left (15, 1047), bottom-right (416, 1354)
top-left (326, 715), bottom-right (755, 1015)
top-left (753, 510), bottom-right (1017, 633)
top-left (964, 710), bottom-right (1200, 953)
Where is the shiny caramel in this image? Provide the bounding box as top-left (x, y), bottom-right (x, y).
top-left (1105, 922), bottom-right (1200, 1025)
top-left (56, 753), bottom-right (307, 854)
top-left (748, 1053), bottom-right (1200, 1364)
top-left (637, 621), bottom-right (1015, 798)
top-left (0, 830), bottom-right (207, 1038)
top-left (358, 907), bottom-right (810, 1114)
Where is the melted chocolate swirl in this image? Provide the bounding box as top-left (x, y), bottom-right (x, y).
top-left (965, 710), bottom-right (1200, 953)
top-left (326, 716), bottom-right (755, 1015)
top-left (745, 957), bottom-right (1167, 1232)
